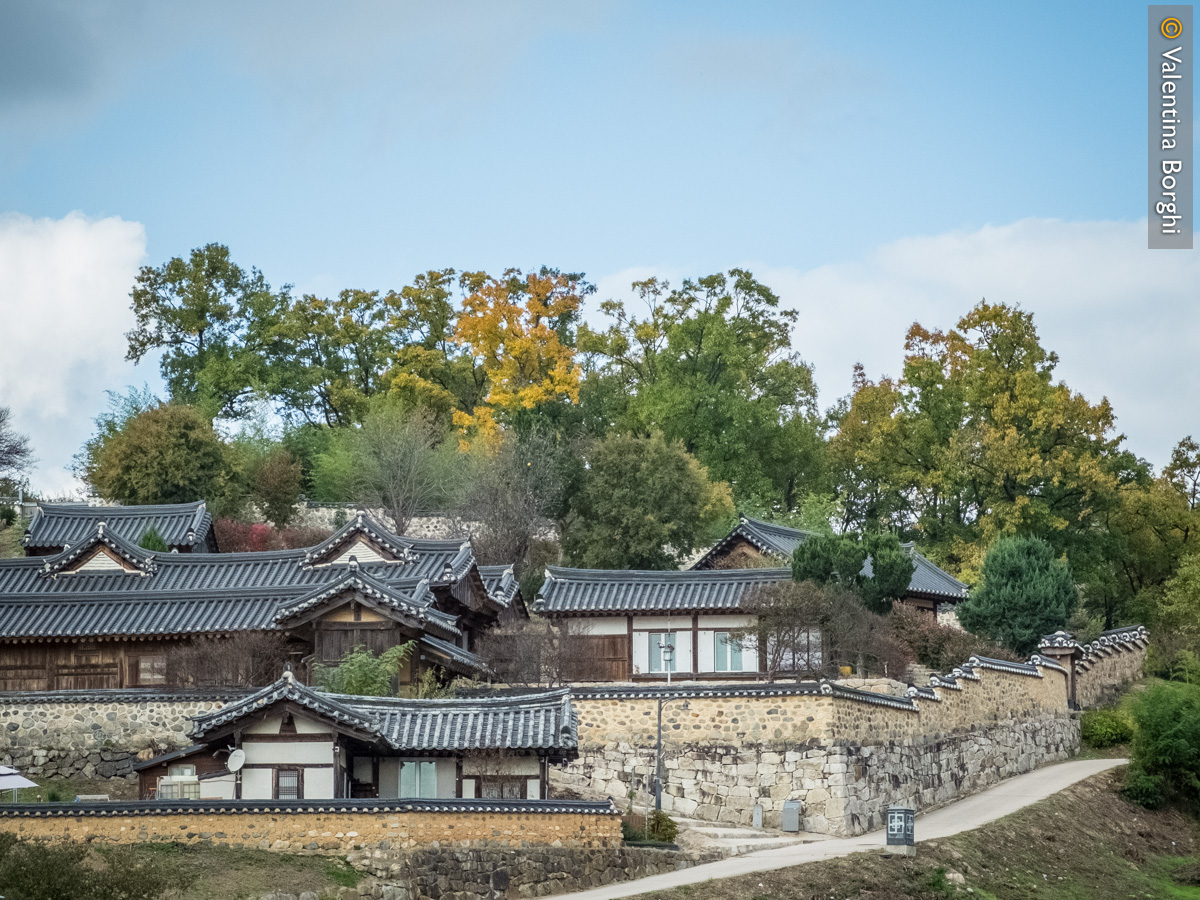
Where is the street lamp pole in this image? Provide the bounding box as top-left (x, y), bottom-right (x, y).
top-left (655, 695), bottom-right (688, 812)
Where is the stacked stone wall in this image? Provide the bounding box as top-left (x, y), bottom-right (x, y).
top-left (556, 662), bottom-right (1078, 836)
top-left (0, 692), bottom-right (232, 782)
top-left (346, 845), bottom-right (719, 900)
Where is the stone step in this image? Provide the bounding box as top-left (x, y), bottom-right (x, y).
top-left (687, 826), bottom-right (779, 837)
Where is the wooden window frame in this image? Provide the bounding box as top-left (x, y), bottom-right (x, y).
top-left (273, 766), bottom-right (304, 800)
top-left (130, 654), bottom-right (167, 686)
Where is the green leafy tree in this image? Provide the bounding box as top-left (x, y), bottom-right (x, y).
top-left (1122, 681), bottom-right (1200, 810)
top-left (565, 431), bottom-right (733, 570)
top-left (313, 643), bottom-right (414, 696)
top-left (137, 526), bottom-right (169, 552)
top-left (250, 447), bottom-right (304, 527)
top-left (830, 302), bottom-right (1134, 582)
top-left (957, 535), bottom-right (1077, 655)
top-left (579, 271), bottom-right (825, 512)
top-left (791, 532), bottom-right (915, 614)
top-left (81, 404), bottom-right (231, 510)
top-left (125, 243), bottom-right (290, 418)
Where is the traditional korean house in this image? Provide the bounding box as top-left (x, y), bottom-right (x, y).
top-left (134, 671), bottom-right (576, 802)
top-left (692, 514), bottom-right (970, 616)
top-left (0, 512), bottom-right (523, 691)
top-left (23, 501), bottom-right (219, 555)
top-left (536, 566), bottom-right (792, 681)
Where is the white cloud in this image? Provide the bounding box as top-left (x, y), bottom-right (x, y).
top-left (0, 211), bottom-right (148, 495)
top-left (594, 219), bottom-right (1200, 470)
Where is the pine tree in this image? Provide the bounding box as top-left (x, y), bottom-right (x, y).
top-left (958, 536), bottom-right (1077, 655)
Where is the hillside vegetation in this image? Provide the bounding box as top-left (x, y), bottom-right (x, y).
top-left (637, 770), bottom-right (1200, 900)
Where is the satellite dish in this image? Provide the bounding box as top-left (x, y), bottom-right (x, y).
top-left (228, 749), bottom-right (246, 773)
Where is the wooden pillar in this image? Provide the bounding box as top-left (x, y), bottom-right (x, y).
top-left (691, 614), bottom-right (699, 678)
top-left (455, 758), bottom-right (464, 799)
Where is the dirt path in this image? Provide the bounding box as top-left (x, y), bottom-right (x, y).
top-left (548, 758), bottom-right (1128, 900)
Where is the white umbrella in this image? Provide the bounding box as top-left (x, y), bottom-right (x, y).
top-left (0, 765), bottom-right (37, 800)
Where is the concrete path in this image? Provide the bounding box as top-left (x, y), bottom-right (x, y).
top-left (549, 758), bottom-right (1127, 900)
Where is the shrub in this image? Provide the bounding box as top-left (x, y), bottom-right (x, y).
top-left (0, 833), bottom-right (183, 900)
top-left (214, 518), bottom-right (331, 552)
top-left (1080, 708), bottom-right (1134, 748)
top-left (889, 604), bottom-right (1019, 671)
top-left (0, 504), bottom-right (16, 528)
top-left (137, 526), bottom-right (169, 552)
top-left (647, 810), bottom-right (679, 843)
top-left (1122, 681), bottom-right (1200, 810)
top-left (313, 643), bottom-right (415, 696)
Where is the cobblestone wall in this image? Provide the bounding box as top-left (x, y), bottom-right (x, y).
top-left (344, 845), bottom-right (720, 900)
top-left (0, 691), bottom-right (234, 782)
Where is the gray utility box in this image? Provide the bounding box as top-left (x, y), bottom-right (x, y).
top-left (886, 806), bottom-right (915, 856)
top-left (781, 799), bottom-right (802, 833)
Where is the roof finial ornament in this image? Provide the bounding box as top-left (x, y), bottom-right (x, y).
top-left (97, 521), bottom-right (105, 537)
top-left (282, 661), bottom-right (295, 683)
top-left (348, 555), bottom-right (359, 570)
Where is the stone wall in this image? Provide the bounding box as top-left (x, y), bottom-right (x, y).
top-left (0, 803), bottom-right (620, 851)
top-left (555, 658), bottom-right (1080, 836)
top-left (0, 690), bottom-right (236, 782)
top-left (345, 845), bottom-right (720, 900)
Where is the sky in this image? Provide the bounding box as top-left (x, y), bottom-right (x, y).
top-left (0, 0), bottom-right (1195, 495)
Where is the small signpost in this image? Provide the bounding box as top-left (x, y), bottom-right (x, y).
top-left (886, 805), bottom-right (915, 857)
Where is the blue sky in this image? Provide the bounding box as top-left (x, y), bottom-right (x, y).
top-left (0, 1), bottom-right (1195, 494)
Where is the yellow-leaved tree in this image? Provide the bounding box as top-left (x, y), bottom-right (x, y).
top-left (452, 268), bottom-right (589, 446)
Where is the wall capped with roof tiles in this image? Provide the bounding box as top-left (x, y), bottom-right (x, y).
top-left (1075, 643), bottom-right (1147, 708)
top-left (557, 662), bottom-right (1078, 836)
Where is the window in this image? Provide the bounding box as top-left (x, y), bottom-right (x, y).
top-left (648, 632), bottom-right (677, 673)
top-left (135, 655), bottom-right (167, 685)
top-left (275, 767), bottom-right (302, 800)
top-left (714, 633), bottom-right (743, 672)
top-left (398, 761), bottom-right (437, 798)
top-left (481, 778), bottom-right (526, 799)
top-left (167, 764), bottom-right (196, 778)
top-left (156, 778), bottom-right (199, 800)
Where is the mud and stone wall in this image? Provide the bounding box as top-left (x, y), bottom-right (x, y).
top-left (555, 659), bottom-right (1079, 836)
top-left (1075, 633), bottom-right (1148, 708)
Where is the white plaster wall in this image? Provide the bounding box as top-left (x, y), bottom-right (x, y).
top-left (241, 769), bottom-right (272, 799)
top-left (305, 767), bottom-right (334, 798)
top-left (379, 758), bottom-right (400, 799)
top-left (243, 740), bottom-right (333, 766)
top-left (581, 617), bottom-right (627, 636)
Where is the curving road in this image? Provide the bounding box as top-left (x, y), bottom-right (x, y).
top-left (548, 758), bottom-right (1128, 900)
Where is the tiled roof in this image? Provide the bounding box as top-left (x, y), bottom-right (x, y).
top-left (479, 565), bottom-right (520, 608)
top-left (24, 502), bottom-right (214, 551)
top-left (418, 635), bottom-right (490, 676)
top-left (0, 797), bottom-right (616, 817)
top-left (693, 515), bottom-right (970, 600)
top-left (189, 675), bottom-right (577, 753)
top-left (536, 566), bottom-right (791, 615)
top-left (343, 687), bottom-right (576, 752)
top-left (0, 514), bottom-right (495, 645)
top-left (191, 674), bottom-right (382, 739)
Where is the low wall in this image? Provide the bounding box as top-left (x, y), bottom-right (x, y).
top-left (347, 845), bottom-right (720, 900)
top-left (555, 656), bottom-right (1079, 836)
top-left (0, 798), bottom-right (620, 852)
top-left (1076, 627), bottom-right (1149, 708)
top-left (0, 689), bottom-right (238, 782)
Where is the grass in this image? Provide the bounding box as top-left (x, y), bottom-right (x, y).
top-left (8, 775), bottom-right (140, 803)
top-left (91, 843), bottom-right (361, 900)
top-left (633, 770), bottom-right (1200, 899)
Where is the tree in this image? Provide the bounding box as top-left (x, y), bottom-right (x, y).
top-left (250, 447), bottom-right (304, 527)
top-left (830, 302), bottom-right (1131, 581)
top-left (957, 535), bottom-right (1077, 655)
top-left (792, 532), bottom-right (915, 614)
top-left (734, 580), bottom-right (912, 681)
top-left (81, 404), bottom-right (230, 508)
top-left (455, 428), bottom-right (568, 576)
top-left (269, 288), bottom-right (397, 426)
top-left (137, 527), bottom-right (169, 552)
top-left (125, 243), bottom-right (290, 418)
top-left (472, 619), bottom-right (596, 686)
top-left (313, 643), bottom-right (415, 696)
top-left (166, 632), bottom-right (292, 687)
top-left (1122, 681), bottom-right (1200, 810)
top-left (453, 268), bottom-right (590, 444)
top-left (579, 270), bottom-right (825, 512)
top-left (326, 401), bottom-right (462, 533)
top-left (0, 833), bottom-right (184, 900)
top-left (0, 407), bottom-right (32, 481)
top-left (565, 431), bottom-right (733, 570)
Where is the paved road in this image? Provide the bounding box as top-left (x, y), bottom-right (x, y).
top-left (549, 758), bottom-right (1127, 900)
